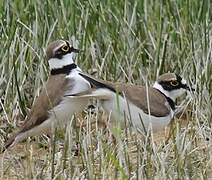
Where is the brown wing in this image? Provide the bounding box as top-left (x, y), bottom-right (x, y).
top-left (3, 75), bottom-right (74, 150)
top-left (120, 85), bottom-right (170, 117)
top-left (19, 74), bottom-right (73, 133)
top-left (79, 73), bottom-right (170, 117)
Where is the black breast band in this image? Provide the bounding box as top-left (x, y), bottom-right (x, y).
top-left (154, 88), bottom-right (176, 110)
top-left (50, 63), bottom-right (77, 75)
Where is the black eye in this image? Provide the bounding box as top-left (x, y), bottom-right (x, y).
top-left (170, 81), bottom-right (179, 86)
top-left (61, 45), bottom-right (69, 52)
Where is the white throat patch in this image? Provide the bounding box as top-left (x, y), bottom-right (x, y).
top-left (48, 53), bottom-right (75, 70)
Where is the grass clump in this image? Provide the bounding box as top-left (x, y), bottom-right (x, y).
top-left (0, 0), bottom-right (211, 179)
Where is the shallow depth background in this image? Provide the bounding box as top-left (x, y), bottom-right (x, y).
top-left (0, 0), bottom-right (211, 179)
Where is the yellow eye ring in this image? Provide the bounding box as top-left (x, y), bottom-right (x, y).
top-left (170, 81), bottom-right (179, 86)
top-left (61, 45), bottom-right (69, 52)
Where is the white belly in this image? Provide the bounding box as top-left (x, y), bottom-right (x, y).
top-left (13, 71), bottom-right (90, 144)
top-left (48, 97), bottom-right (89, 127)
top-left (46, 71), bottom-right (91, 128)
top-left (102, 92), bottom-right (173, 132)
top-left (17, 97), bottom-right (89, 143)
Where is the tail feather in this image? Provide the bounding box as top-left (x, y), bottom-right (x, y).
top-left (79, 73), bottom-right (116, 93)
top-left (65, 89), bottom-right (112, 100)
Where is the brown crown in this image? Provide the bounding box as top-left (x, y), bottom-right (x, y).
top-left (157, 73), bottom-right (177, 82)
top-left (46, 40), bottom-right (67, 60)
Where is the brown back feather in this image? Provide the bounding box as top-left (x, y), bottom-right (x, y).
top-left (79, 73), bottom-right (170, 117)
top-left (120, 85), bottom-right (170, 117)
top-left (4, 74), bottom-right (72, 150)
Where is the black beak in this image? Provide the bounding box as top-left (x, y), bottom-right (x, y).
top-left (183, 84), bottom-right (195, 91)
top-left (70, 47), bottom-right (80, 53)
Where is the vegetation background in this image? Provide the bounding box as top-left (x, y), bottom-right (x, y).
top-left (0, 0), bottom-right (211, 179)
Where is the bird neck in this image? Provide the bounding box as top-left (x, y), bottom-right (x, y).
top-left (50, 63), bottom-right (77, 75)
top-left (153, 82), bottom-right (176, 110)
top-left (48, 53), bottom-right (75, 69)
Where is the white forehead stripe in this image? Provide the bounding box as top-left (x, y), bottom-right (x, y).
top-left (181, 79), bottom-right (186, 85)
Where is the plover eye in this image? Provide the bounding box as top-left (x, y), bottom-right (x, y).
top-left (61, 45), bottom-right (69, 52)
top-left (170, 81), bottom-right (179, 86)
